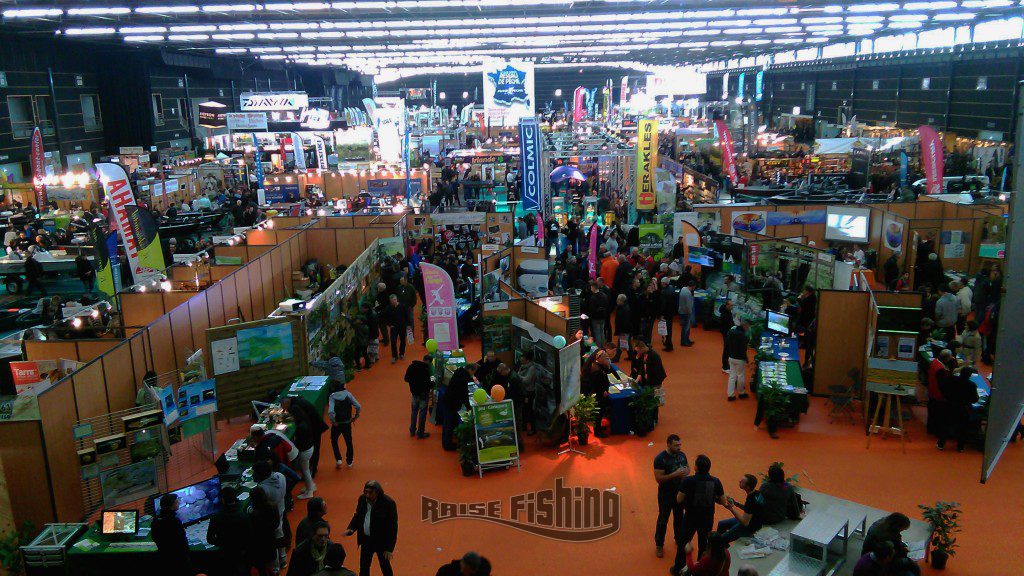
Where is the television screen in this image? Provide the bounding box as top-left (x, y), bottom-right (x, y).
top-left (101, 510), bottom-right (138, 535)
top-left (153, 476), bottom-right (221, 526)
top-left (766, 311), bottom-right (790, 335)
top-left (825, 206), bottom-right (871, 243)
top-left (876, 306), bottom-right (922, 333)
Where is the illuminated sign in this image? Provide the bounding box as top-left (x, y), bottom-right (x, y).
top-left (240, 92), bottom-right (309, 111)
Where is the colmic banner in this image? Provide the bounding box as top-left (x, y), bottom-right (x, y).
top-left (918, 125), bottom-right (944, 195)
top-left (635, 119), bottom-right (658, 211)
top-left (518, 117), bottom-right (543, 212)
top-left (714, 119), bottom-right (738, 185)
top-left (421, 263), bottom-right (460, 352)
top-left (30, 127), bottom-right (47, 208)
top-left (755, 70), bottom-right (764, 102)
top-left (482, 59), bottom-right (535, 127)
top-left (96, 163), bottom-right (166, 285)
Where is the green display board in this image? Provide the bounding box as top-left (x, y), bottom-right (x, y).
top-left (472, 400), bottom-right (519, 465)
top-left (237, 323), bottom-right (294, 367)
top-left (638, 224), bottom-right (665, 259)
top-left (481, 313), bottom-right (512, 353)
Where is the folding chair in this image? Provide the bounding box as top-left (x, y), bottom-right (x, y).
top-left (828, 368), bottom-right (862, 424)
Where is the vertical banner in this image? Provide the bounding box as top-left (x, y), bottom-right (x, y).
top-left (721, 72), bottom-right (729, 100)
top-left (482, 59), bottom-right (535, 127)
top-left (518, 117), bottom-right (543, 212)
top-left (849, 146), bottom-right (871, 190)
top-left (88, 225), bottom-right (115, 297)
top-left (251, 133), bottom-right (265, 194)
top-left (755, 70), bottom-right (764, 102)
top-left (314, 135), bottom-right (329, 169)
top-left (30, 127), bottom-right (47, 208)
top-left (374, 97), bottom-right (406, 163)
top-left (588, 223), bottom-right (599, 279)
top-left (899, 150), bottom-right (909, 190)
top-left (635, 118), bottom-right (658, 211)
top-left (106, 231), bottom-right (122, 294)
top-left (714, 119), bottom-right (738, 185)
top-left (737, 72), bottom-right (746, 100)
top-left (96, 163), bottom-right (166, 285)
top-left (602, 82), bottom-right (612, 119)
top-left (573, 87), bottom-right (586, 123)
top-left (421, 262), bottom-right (460, 352)
top-left (620, 76), bottom-right (629, 104)
top-left (289, 132), bottom-right (306, 170)
top-left (918, 125), bottom-right (944, 195)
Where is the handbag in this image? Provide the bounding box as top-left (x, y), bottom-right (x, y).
top-left (656, 320), bottom-right (668, 336)
top-left (406, 326), bottom-right (416, 344)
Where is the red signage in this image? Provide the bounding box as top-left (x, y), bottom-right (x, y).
top-left (918, 125), bottom-right (944, 195)
top-left (749, 243), bottom-right (760, 266)
top-left (30, 127), bottom-right (47, 207)
top-left (714, 120), bottom-right (738, 186)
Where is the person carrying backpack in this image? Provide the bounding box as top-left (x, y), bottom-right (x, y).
top-left (328, 382), bottom-right (362, 469)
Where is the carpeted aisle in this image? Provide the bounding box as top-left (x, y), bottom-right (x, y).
top-left (218, 322), bottom-right (1023, 575)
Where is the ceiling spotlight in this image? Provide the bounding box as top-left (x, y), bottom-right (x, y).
top-left (555, 89), bottom-right (563, 96)
top-left (439, 92), bottom-right (446, 100)
top-left (72, 318), bottom-right (82, 328)
top-left (462, 91), bottom-right (469, 99)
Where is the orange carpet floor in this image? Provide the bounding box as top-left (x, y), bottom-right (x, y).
top-left (218, 323), bottom-right (1023, 575)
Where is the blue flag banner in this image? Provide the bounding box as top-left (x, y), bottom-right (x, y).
top-left (519, 117), bottom-right (543, 212)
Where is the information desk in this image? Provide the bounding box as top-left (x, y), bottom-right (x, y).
top-left (755, 360), bottom-right (810, 432)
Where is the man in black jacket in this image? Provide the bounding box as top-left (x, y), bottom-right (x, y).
top-left (585, 280), bottom-right (610, 346)
top-left (207, 486), bottom-right (252, 576)
top-left (659, 278), bottom-right (678, 352)
top-left (282, 395), bottom-right (329, 477)
top-left (632, 340), bottom-right (666, 388)
top-left (382, 294), bottom-right (410, 363)
top-left (404, 355), bottom-right (433, 438)
top-left (24, 248), bottom-right (46, 296)
top-left (726, 318), bottom-right (751, 400)
top-left (442, 364), bottom-right (477, 450)
top-left (291, 521), bottom-right (338, 576)
top-left (611, 255), bottom-right (634, 297)
top-left (344, 480), bottom-right (398, 576)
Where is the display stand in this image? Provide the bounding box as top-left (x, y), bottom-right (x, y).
top-left (866, 387), bottom-right (908, 453)
top-left (557, 412), bottom-right (585, 457)
top-left (470, 400), bottom-right (522, 478)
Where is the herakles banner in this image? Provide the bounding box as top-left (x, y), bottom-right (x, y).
top-left (96, 163), bottom-right (166, 285)
top-left (635, 119), bottom-right (658, 210)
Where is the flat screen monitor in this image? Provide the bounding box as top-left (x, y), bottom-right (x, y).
top-left (825, 206), bottom-right (871, 243)
top-left (101, 510), bottom-right (138, 535)
top-left (766, 311), bottom-right (791, 335)
top-left (876, 306), bottom-right (922, 333)
top-left (153, 476), bottom-right (221, 526)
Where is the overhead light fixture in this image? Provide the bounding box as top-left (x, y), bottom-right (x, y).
top-left (69, 7), bottom-right (131, 15)
top-left (135, 5), bottom-right (201, 13)
top-left (65, 27), bottom-right (117, 35)
top-left (3, 8), bottom-right (63, 17)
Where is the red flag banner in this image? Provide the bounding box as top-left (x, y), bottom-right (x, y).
top-left (573, 87), bottom-right (586, 122)
top-left (714, 120), bottom-right (738, 185)
top-left (30, 127), bottom-right (47, 208)
top-left (918, 125), bottom-right (944, 195)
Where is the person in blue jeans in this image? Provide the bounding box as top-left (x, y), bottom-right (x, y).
top-left (717, 474), bottom-right (766, 544)
top-left (677, 281), bottom-right (697, 347)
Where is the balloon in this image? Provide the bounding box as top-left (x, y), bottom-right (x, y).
top-left (553, 335), bottom-right (567, 348)
top-left (473, 388), bottom-right (489, 405)
top-left (425, 339), bottom-right (438, 353)
top-left (490, 385), bottom-right (506, 402)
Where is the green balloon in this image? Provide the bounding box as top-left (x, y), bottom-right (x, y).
top-left (425, 339), bottom-right (438, 353)
top-left (472, 388), bottom-right (489, 405)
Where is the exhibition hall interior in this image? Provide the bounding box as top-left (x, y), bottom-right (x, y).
top-left (0, 0), bottom-right (1022, 575)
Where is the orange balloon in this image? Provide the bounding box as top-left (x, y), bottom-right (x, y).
top-left (490, 384), bottom-right (506, 402)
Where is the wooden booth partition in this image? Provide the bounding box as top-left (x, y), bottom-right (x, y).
top-left (481, 300), bottom-right (525, 366)
top-left (813, 289), bottom-right (872, 395)
top-left (0, 418), bottom-right (52, 530)
top-left (23, 339), bottom-right (120, 363)
top-left (866, 206), bottom-right (911, 288)
top-left (205, 316), bottom-right (306, 419)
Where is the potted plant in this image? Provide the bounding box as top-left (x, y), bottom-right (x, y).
top-left (570, 394), bottom-right (599, 445)
top-left (454, 413), bottom-right (478, 477)
top-left (759, 385), bottom-right (793, 439)
top-left (919, 501), bottom-right (962, 570)
top-left (629, 387), bottom-right (661, 437)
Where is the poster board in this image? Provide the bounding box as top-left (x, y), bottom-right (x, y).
top-left (206, 316), bottom-right (305, 418)
top-left (472, 400), bottom-right (520, 471)
top-left (557, 341), bottom-right (582, 415)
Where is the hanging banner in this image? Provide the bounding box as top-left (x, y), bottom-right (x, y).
top-left (918, 125), bottom-right (944, 195)
top-left (482, 59), bottom-right (535, 127)
top-left (638, 224), bottom-right (665, 259)
top-left (588, 223), bottom-right (599, 279)
top-left (573, 87), bottom-right (586, 123)
top-left (635, 118), bottom-right (658, 211)
top-left (421, 262), bottom-right (460, 352)
top-left (899, 150), bottom-right (909, 190)
top-left (289, 132), bottom-right (306, 170)
top-left (849, 146), bottom-right (871, 189)
top-left (518, 117), bottom-right (543, 212)
top-left (96, 163), bottom-right (166, 285)
top-left (314, 135), bottom-right (329, 169)
top-left (714, 119), bottom-right (738, 185)
top-left (30, 127), bottom-right (47, 208)
top-left (755, 70), bottom-right (764, 102)
top-left (88, 225), bottom-right (116, 297)
top-left (373, 97), bottom-right (406, 164)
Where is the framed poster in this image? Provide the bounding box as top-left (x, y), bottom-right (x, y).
top-left (897, 337), bottom-right (916, 360)
top-left (94, 433), bottom-right (126, 455)
top-left (236, 323), bottom-right (293, 367)
top-left (472, 400), bottom-right (519, 465)
top-left (875, 336), bottom-right (891, 359)
top-left (99, 459), bottom-right (159, 508)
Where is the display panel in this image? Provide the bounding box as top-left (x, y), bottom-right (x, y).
top-left (824, 206), bottom-right (871, 243)
top-left (101, 510), bottom-right (138, 535)
top-left (153, 476), bottom-right (221, 526)
top-left (766, 311), bottom-right (791, 335)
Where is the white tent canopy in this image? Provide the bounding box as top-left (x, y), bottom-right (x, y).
top-left (813, 136), bottom-right (917, 155)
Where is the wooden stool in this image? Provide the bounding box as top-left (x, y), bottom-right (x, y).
top-left (866, 391), bottom-right (908, 453)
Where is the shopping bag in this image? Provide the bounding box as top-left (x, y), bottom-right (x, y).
top-left (406, 327), bottom-right (415, 345)
top-left (619, 334), bottom-right (630, 350)
top-left (656, 320), bottom-right (668, 336)
top-left (368, 339), bottom-right (380, 361)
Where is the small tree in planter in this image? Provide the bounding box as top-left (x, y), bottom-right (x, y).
top-left (454, 413), bottom-right (478, 477)
top-left (918, 501), bottom-right (962, 570)
top-left (759, 385), bottom-right (793, 439)
top-left (570, 394), bottom-right (599, 445)
top-left (629, 387), bottom-right (661, 437)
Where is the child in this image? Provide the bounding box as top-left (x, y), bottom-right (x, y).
top-left (957, 319), bottom-right (982, 368)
